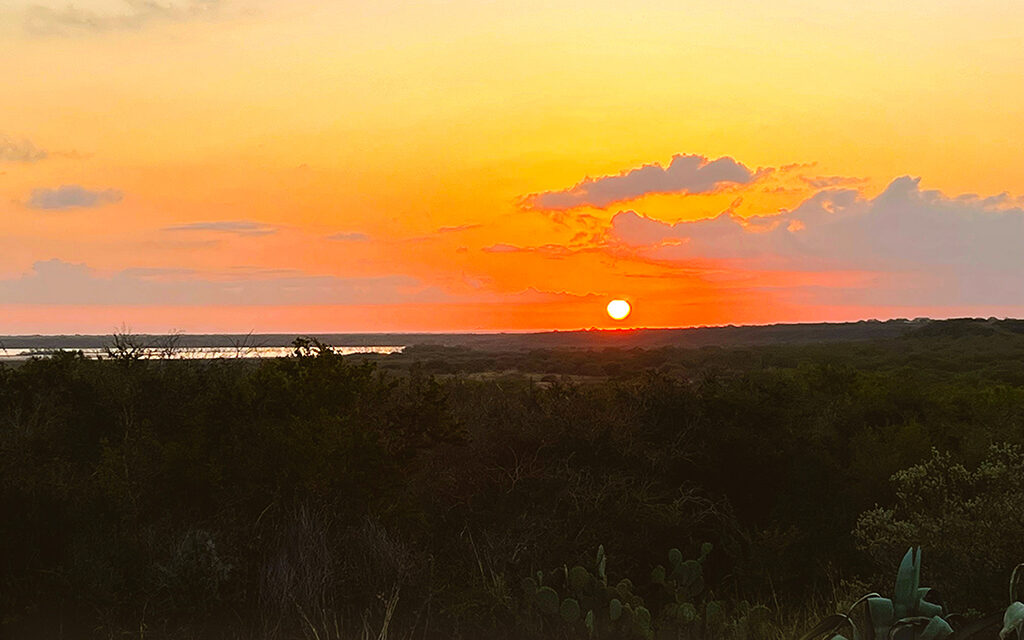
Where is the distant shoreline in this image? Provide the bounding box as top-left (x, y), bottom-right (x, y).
top-left (3, 317), bottom-right (1002, 352)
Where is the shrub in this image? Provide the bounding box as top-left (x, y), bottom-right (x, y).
top-left (854, 444), bottom-right (1024, 610)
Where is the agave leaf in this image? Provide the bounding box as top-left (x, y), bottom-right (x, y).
top-left (894, 548), bottom-right (921, 617)
top-left (1001, 602), bottom-right (1024, 640)
top-left (919, 616), bottom-right (952, 640)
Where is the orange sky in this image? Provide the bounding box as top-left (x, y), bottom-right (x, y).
top-left (1, 0), bottom-right (1022, 333)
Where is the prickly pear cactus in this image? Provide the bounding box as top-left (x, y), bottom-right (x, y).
top-left (521, 546), bottom-right (652, 638)
top-left (536, 585), bottom-right (561, 616)
top-left (522, 542), bottom-right (766, 639)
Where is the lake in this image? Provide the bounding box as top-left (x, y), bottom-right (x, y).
top-left (0, 345), bottom-right (405, 361)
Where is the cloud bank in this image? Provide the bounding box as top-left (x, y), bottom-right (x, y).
top-left (610, 177), bottom-right (1024, 306)
top-left (525, 154), bottom-right (756, 210)
top-left (26, 185), bottom-right (123, 210)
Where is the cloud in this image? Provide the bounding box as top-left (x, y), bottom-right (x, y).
top-left (437, 224), bottom-right (482, 233)
top-left (0, 259), bottom-right (448, 306)
top-left (26, 185), bottom-right (123, 210)
top-left (481, 243), bottom-right (521, 254)
top-left (0, 135), bottom-right (47, 162)
top-left (164, 220), bottom-right (276, 236)
top-left (608, 177), bottom-right (1024, 306)
top-left (327, 231), bottom-right (370, 242)
top-left (801, 175), bottom-right (867, 189)
top-left (524, 154), bottom-right (757, 210)
top-left (482, 242), bottom-right (591, 259)
top-left (23, 0), bottom-right (223, 36)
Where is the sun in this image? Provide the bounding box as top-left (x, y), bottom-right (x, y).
top-left (606, 299), bottom-right (631, 321)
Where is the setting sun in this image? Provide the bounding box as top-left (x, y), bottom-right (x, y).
top-left (607, 299), bottom-right (631, 321)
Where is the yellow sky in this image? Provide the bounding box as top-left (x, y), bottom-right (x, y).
top-left (1, 0), bottom-right (1022, 332)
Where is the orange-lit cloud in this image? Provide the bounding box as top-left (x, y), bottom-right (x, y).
top-left (610, 177), bottom-right (1024, 276)
top-left (524, 154), bottom-right (758, 210)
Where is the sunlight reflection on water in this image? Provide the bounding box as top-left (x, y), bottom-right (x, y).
top-left (0, 346), bottom-right (404, 361)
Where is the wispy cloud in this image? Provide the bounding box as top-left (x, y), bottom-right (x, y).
top-left (482, 243), bottom-right (590, 259)
top-left (481, 243), bottom-right (520, 254)
top-left (23, 0), bottom-right (224, 36)
top-left (0, 135), bottom-right (47, 163)
top-left (0, 259), bottom-right (446, 306)
top-left (800, 175), bottom-right (867, 189)
top-left (164, 220), bottom-right (276, 236)
top-left (327, 231), bottom-right (370, 242)
top-left (437, 224), bottom-right (482, 233)
top-left (26, 185), bottom-right (123, 210)
top-left (524, 154), bottom-right (758, 210)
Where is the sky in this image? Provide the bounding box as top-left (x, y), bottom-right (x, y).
top-left (1, 0), bottom-right (1022, 333)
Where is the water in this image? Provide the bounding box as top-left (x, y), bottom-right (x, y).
top-left (0, 345), bottom-right (404, 361)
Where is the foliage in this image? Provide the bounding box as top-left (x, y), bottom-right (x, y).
top-left (2, 328), bottom-right (1024, 637)
top-left (155, 530), bottom-right (233, 614)
top-left (521, 543), bottom-right (773, 640)
top-left (855, 445), bottom-right (1024, 609)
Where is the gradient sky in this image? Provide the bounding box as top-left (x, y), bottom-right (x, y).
top-left (2, 0), bottom-right (1022, 333)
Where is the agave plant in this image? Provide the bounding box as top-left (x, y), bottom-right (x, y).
top-left (799, 551), bottom-right (1024, 640)
top-left (1000, 564), bottom-right (1024, 640)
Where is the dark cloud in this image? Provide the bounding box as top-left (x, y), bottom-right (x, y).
top-left (0, 136), bottom-right (47, 162)
top-left (524, 154), bottom-right (757, 210)
top-left (327, 232), bottom-right (370, 242)
top-left (26, 185), bottom-right (123, 210)
top-left (24, 0), bottom-right (223, 36)
top-left (164, 220), bottom-right (276, 236)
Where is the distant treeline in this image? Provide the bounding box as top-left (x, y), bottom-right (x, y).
top-left (0, 316), bottom-right (990, 351)
top-left (2, 324), bottom-right (1024, 639)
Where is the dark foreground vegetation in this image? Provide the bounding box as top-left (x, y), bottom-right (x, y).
top-left (3, 320), bottom-right (1024, 639)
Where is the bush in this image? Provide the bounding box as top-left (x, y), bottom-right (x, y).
top-left (854, 444), bottom-right (1024, 610)
top-left (155, 529), bottom-right (233, 614)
